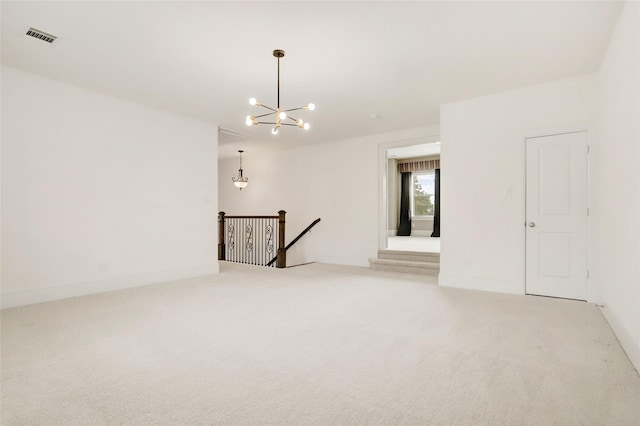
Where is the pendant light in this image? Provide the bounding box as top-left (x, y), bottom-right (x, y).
top-left (245, 49), bottom-right (315, 135)
top-left (232, 150), bottom-right (248, 190)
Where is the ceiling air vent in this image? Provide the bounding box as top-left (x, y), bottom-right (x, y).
top-left (26, 28), bottom-right (57, 44)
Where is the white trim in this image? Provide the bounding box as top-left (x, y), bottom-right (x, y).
top-left (1, 263), bottom-right (219, 309)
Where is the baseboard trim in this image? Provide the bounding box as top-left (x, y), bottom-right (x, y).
top-left (1, 263), bottom-right (219, 309)
top-left (439, 273), bottom-right (523, 295)
top-left (599, 305), bottom-right (640, 373)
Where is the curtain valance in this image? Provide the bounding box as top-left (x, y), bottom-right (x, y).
top-left (397, 159), bottom-right (440, 173)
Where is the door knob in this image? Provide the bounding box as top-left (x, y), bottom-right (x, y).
top-left (528, 222), bottom-right (536, 228)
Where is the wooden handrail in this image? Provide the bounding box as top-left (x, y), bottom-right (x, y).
top-left (267, 218), bottom-right (321, 267)
top-left (283, 218), bottom-right (321, 252)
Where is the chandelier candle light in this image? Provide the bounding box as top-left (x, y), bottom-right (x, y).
top-left (245, 49), bottom-right (315, 135)
top-left (232, 150), bottom-right (248, 190)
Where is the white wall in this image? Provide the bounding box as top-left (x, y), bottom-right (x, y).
top-left (440, 74), bottom-right (597, 295)
top-left (593, 2), bottom-right (639, 371)
top-left (219, 126), bottom-right (439, 267)
top-left (1, 66), bottom-right (219, 308)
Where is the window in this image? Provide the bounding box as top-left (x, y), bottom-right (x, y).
top-left (412, 171), bottom-right (435, 217)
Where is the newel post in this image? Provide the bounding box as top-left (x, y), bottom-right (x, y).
top-left (277, 210), bottom-right (286, 268)
top-left (218, 211), bottom-right (226, 261)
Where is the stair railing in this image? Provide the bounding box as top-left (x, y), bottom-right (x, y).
top-left (218, 210), bottom-right (286, 268)
top-left (218, 212), bottom-right (321, 268)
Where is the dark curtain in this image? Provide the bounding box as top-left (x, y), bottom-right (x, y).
top-left (431, 169), bottom-right (440, 237)
top-left (397, 172), bottom-right (412, 236)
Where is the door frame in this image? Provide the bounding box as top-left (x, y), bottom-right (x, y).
top-left (378, 134), bottom-right (440, 252)
top-left (523, 126), bottom-right (594, 301)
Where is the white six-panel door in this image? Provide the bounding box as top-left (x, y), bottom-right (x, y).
top-left (525, 132), bottom-right (588, 300)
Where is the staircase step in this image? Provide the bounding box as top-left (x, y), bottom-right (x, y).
top-left (378, 249), bottom-right (440, 263)
top-left (368, 258), bottom-right (439, 276)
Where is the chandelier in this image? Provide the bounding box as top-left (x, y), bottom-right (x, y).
top-left (245, 49), bottom-right (315, 135)
top-left (232, 150), bottom-right (248, 190)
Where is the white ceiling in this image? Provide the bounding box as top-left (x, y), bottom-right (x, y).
top-left (1, 1), bottom-right (623, 159)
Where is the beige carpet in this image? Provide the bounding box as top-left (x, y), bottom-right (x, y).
top-left (2, 262), bottom-right (639, 425)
